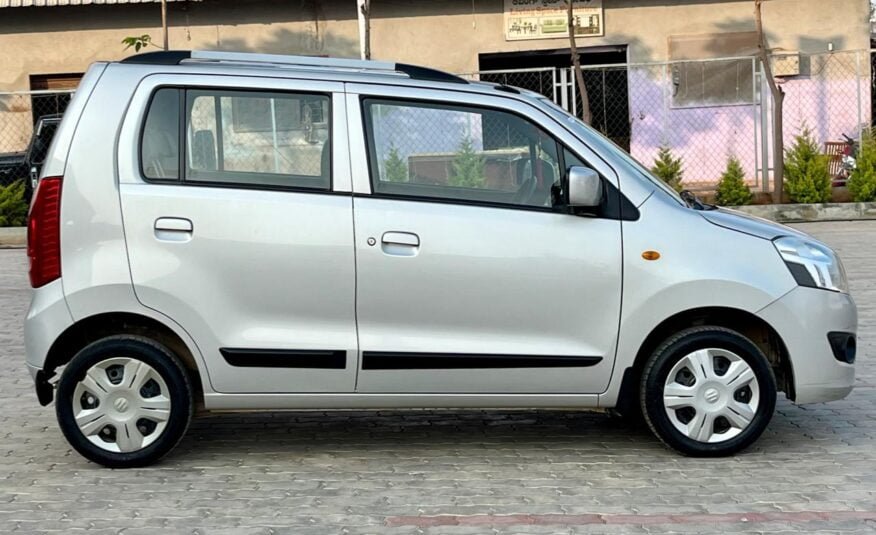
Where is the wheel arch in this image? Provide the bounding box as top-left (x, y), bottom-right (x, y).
top-left (614, 306), bottom-right (793, 416)
top-left (42, 312), bottom-right (206, 405)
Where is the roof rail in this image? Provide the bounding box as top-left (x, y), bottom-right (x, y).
top-left (120, 50), bottom-right (468, 85)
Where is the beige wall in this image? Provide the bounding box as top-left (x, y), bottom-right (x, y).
top-left (0, 0), bottom-right (870, 90)
top-left (0, 0), bottom-right (360, 91)
top-left (369, 0), bottom-right (871, 73)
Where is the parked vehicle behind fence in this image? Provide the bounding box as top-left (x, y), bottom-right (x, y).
top-left (0, 113), bottom-right (62, 202)
top-left (24, 51), bottom-right (857, 468)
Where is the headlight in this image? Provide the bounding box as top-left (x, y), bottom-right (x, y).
top-left (773, 236), bottom-right (848, 293)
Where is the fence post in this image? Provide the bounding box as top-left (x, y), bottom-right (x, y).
top-left (751, 57), bottom-right (760, 191)
top-left (856, 50), bottom-right (863, 140)
top-left (759, 62), bottom-right (771, 192)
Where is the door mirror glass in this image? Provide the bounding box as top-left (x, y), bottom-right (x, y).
top-left (568, 166), bottom-right (602, 207)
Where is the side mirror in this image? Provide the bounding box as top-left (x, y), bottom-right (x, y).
top-left (567, 166), bottom-right (603, 208)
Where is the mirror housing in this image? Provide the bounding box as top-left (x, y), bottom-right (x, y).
top-left (567, 166), bottom-right (603, 208)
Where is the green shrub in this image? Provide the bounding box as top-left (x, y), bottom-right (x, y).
top-left (784, 127), bottom-right (831, 203)
top-left (449, 137), bottom-right (486, 188)
top-left (650, 146), bottom-right (683, 192)
top-left (0, 180), bottom-right (27, 227)
top-left (714, 156), bottom-right (753, 206)
top-left (848, 130), bottom-right (876, 202)
top-left (383, 145), bottom-right (408, 182)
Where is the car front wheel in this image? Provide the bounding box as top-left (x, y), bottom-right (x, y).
top-left (640, 326), bottom-right (777, 456)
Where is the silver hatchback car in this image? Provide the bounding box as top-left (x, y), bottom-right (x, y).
top-left (25, 51), bottom-right (856, 467)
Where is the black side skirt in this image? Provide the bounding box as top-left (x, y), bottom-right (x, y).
top-left (220, 349), bottom-right (347, 369)
top-left (362, 352), bottom-right (602, 370)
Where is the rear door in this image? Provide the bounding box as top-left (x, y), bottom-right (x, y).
top-left (346, 85), bottom-right (623, 394)
top-left (118, 75), bottom-right (357, 393)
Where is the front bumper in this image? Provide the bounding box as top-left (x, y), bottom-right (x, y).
top-left (757, 286), bottom-right (857, 404)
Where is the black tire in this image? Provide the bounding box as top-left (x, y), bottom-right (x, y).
top-left (640, 326), bottom-right (777, 457)
top-left (55, 335), bottom-right (194, 468)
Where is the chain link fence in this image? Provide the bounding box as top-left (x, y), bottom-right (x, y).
top-left (0, 90), bottom-right (73, 187)
top-left (1, 51), bottom-right (873, 194)
top-left (465, 50), bottom-right (873, 192)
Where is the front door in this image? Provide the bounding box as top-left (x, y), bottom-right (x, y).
top-left (348, 88), bottom-right (623, 394)
top-left (119, 77), bottom-right (357, 394)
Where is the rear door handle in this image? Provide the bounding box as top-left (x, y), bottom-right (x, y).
top-left (380, 231), bottom-right (419, 257)
top-left (154, 217), bottom-right (193, 242)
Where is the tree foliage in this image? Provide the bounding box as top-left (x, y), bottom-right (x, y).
top-left (122, 34), bottom-right (154, 52)
top-left (650, 146), bottom-right (683, 192)
top-left (848, 129), bottom-right (876, 202)
top-left (0, 180), bottom-right (27, 227)
top-left (715, 156), bottom-right (753, 206)
top-left (383, 145), bottom-right (409, 182)
top-left (449, 137), bottom-right (486, 188)
top-left (784, 127), bottom-right (831, 204)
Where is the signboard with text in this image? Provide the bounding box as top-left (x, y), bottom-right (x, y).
top-left (504, 0), bottom-right (604, 41)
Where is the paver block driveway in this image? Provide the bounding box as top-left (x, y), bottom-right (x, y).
top-left (1, 221), bottom-right (874, 534)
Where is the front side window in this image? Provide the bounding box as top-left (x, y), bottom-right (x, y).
top-left (186, 90), bottom-right (330, 189)
top-left (364, 98), bottom-right (562, 208)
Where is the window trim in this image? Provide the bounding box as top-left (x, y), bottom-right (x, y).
top-left (360, 95), bottom-right (568, 214)
top-left (138, 85), bottom-right (335, 193)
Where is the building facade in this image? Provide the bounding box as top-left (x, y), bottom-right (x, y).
top-left (0, 0), bottom-right (872, 188)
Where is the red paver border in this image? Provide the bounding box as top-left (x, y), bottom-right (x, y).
top-left (386, 511), bottom-right (876, 527)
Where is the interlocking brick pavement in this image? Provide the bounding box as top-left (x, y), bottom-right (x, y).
top-left (0, 221), bottom-right (874, 534)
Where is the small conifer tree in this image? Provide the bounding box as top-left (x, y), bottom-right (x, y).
top-left (450, 137), bottom-right (486, 188)
top-left (650, 146), bottom-right (683, 192)
top-left (784, 127), bottom-right (831, 203)
top-left (383, 145), bottom-right (408, 182)
top-left (848, 130), bottom-right (876, 202)
top-left (715, 156), bottom-right (753, 206)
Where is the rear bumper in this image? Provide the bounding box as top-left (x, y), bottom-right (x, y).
top-left (757, 286), bottom-right (857, 404)
top-left (25, 279), bottom-right (73, 405)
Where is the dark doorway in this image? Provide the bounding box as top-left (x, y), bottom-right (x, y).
top-left (478, 46), bottom-right (631, 150)
top-left (29, 73), bottom-right (82, 124)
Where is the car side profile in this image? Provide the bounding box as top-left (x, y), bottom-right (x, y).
top-left (25, 51), bottom-right (856, 468)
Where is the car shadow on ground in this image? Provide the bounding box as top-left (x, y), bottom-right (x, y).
top-left (161, 396), bottom-right (866, 466)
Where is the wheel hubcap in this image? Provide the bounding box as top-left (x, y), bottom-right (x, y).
top-left (663, 348), bottom-right (760, 444)
top-left (72, 357), bottom-right (171, 453)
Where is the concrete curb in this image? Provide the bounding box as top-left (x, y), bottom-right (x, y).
top-left (0, 227), bottom-right (25, 248)
top-left (1, 202), bottom-right (875, 247)
top-left (731, 202), bottom-right (876, 223)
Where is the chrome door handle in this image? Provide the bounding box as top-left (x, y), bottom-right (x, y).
top-left (380, 231), bottom-right (419, 257)
top-left (382, 231), bottom-right (419, 247)
top-left (154, 217), bottom-right (193, 242)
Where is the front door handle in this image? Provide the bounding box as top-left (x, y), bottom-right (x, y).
top-left (154, 217), bottom-right (193, 242)
top-left (382, 231), bottom-right (419, 247)
top-left (380, 231), bottom-right (419, 257)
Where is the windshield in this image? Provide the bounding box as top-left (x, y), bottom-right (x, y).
top-left (534, 97), bottom-right (685, 206)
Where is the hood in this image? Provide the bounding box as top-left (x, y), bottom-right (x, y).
top-left (699, 207), bottom-right (811, 241)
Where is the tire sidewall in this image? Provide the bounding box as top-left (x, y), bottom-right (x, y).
top-left (642, 328), bottom-right (777, 456)
top-left (55, 336), bottom-right (193, 468)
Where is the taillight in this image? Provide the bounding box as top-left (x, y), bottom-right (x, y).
top-left (27, 176), bottom-right (62, 288)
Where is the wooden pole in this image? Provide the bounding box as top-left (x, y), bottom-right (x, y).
top-left (161, 0), bottom-right (168, 50)
top-left (566, 0), bottom-right (591, 124)
top-left (755, 0), bottom-right (784, 201)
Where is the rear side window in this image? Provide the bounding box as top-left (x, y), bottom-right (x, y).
top-left (141, 88), bottom-right (180, 180)
top-left (185, 89), bottom-right (330, 190)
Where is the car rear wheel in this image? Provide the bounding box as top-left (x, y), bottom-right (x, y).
top-left (55, 335), bottom-right (193, 468)
top-left (640, 326), bottom-right (777, 456)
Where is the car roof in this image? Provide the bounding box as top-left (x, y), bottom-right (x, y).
top-left (114, 50), bottom-right (540, 100)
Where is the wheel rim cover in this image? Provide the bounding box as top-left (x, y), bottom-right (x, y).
top-left (662, 348), bottom-right (760, 444)
top-left (72, 357), bottom-right (171, 453)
